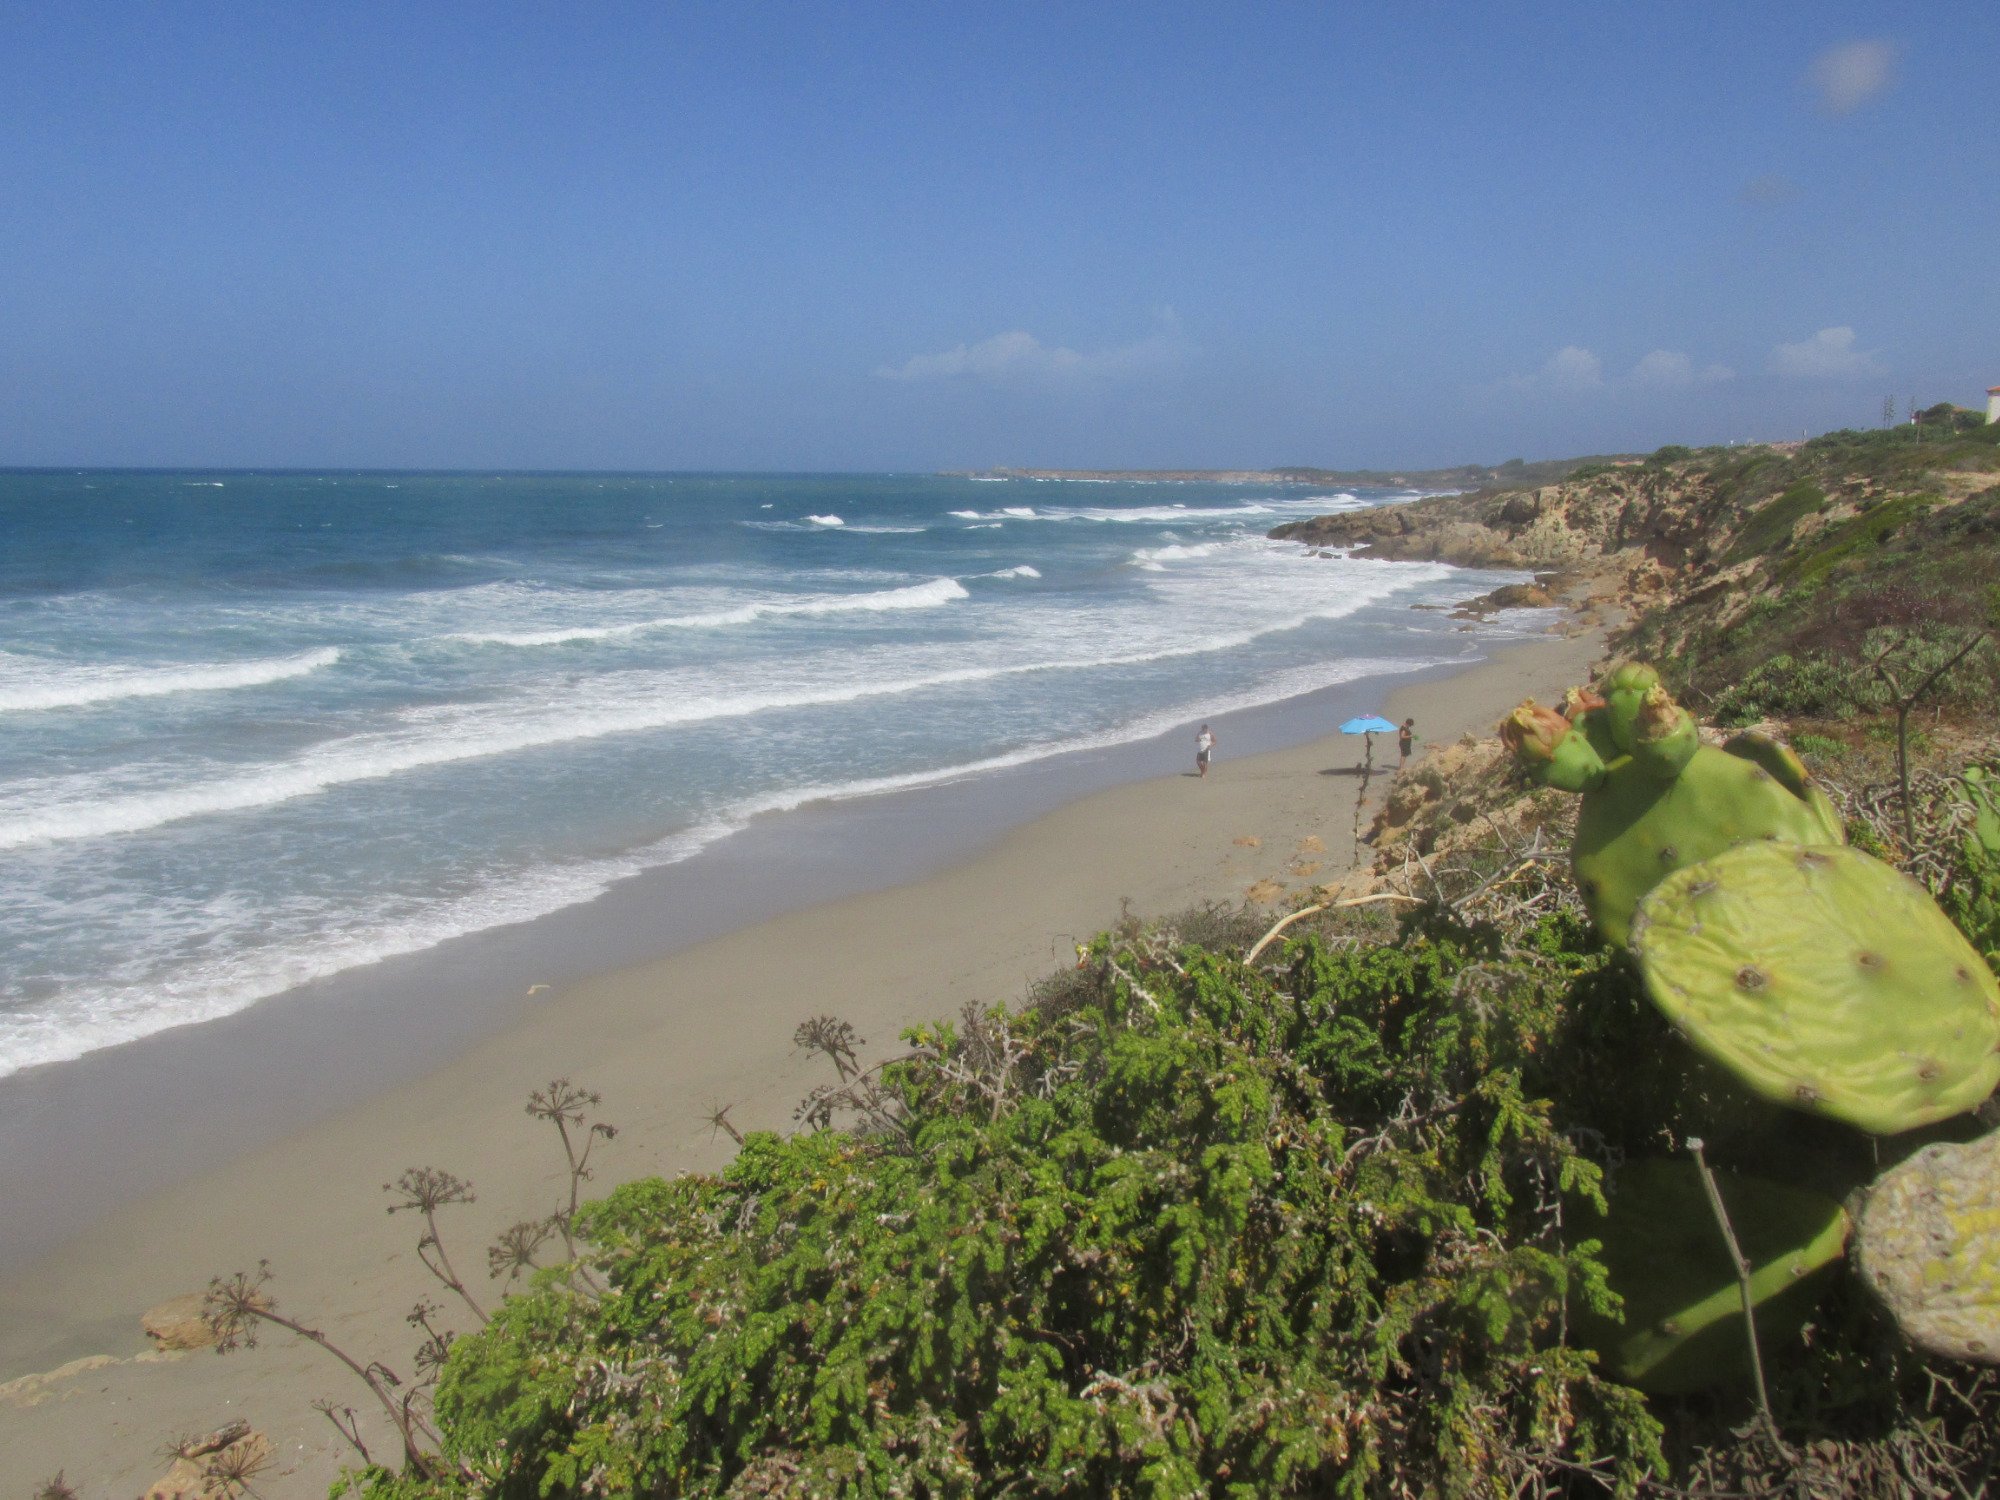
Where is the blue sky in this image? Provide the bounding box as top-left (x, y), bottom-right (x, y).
top-left (1, 4), bottom-right (1994, 471)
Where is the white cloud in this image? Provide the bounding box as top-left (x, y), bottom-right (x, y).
top-left (1768, 326), bottom-right (1884, 379)
top-left (1494, 346), bottom-right (1603, 395)
top-left (1497, 346), bottom-right (1733, 396)
top-left (1631, 350), bottom-right (1736, 388)
top-left (1807, 40), bottom-right (1899, 115)
top-left (877, 313), bottom-right (1183, 384)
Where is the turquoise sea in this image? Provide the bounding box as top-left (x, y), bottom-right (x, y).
top-left (0, 470), bottom-right (1542, 1076)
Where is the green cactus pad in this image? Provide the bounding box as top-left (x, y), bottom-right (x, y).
top-left (1573, 742), bottom-right (1843, 946)
top-left (1577, 1158), bottom-right (1848, 1394)
top-left (1856, 1128), bottom-right (2000, 1364)
top-left (1722, 732), bottom-right (1844, 843)
top-left (1631, 842), bottom-right (2000, 1135)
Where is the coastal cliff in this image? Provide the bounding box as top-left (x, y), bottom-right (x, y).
top-left (1276, 430), bottom-right (2000, 708)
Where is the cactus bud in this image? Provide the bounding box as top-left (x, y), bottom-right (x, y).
top-left (1501, 700), bottom-right (1606, 792)
top-left (1601, 661), bottom-right (1663, 753)
top-left (1561, 686), bottom-right (1607, 721)
top-left (1631, 682), bottom-right (1699, 780)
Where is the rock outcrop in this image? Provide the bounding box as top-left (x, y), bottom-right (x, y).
top-left (1269, 465), bottom-right (1719, 572)
top-left (141, 1292), bottom-right (215, 1352)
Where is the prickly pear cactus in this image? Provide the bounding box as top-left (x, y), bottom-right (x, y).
top-left (1500, 665), bottom-right (1845, 943)
top-left (1855, 1128), bottom-right (2000, 1364)
top-left (1573, 739), bottom-right (1843, 946)
top-left (1577, 1158), bottom-right (1848, 1394)
top-left (1631, 842), bottom-right (2000, 1135)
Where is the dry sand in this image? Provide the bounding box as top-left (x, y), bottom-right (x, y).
top-left (1, 620), bottom-right (1606, 1496)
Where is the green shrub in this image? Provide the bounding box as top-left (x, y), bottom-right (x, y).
top-left (1724, 480), bottom-right (1826, 564)
top-left (1777, 496), bottom-right (1937, 587)
top-left (1789, 731), bottom-right (1846, 763)
top-left (1709, 653), bottom-right (1868, 725)
top-left (396, 919), bottom-right (1676, 1497)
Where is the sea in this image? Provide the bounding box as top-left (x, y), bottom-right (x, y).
top-left (0, 470), bottom-right (1541, 1081)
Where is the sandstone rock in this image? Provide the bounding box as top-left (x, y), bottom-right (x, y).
top-left (142, 1292), bottom-right (214, 1351)
top-left (1856, 1128), bottom-right (2000, 1365)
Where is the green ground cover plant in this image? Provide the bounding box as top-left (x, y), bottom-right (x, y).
top-left (319, 859), bottom-right (1997, 1496)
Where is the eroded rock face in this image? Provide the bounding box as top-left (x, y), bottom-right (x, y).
top-left (1268, 467), bottom-right (1714, 573)
top-left (1857, 1128), bottom-right (2000, 1365)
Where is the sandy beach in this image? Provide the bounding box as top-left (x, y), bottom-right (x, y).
top-left (1, 618), bottom-right (1606, 1497)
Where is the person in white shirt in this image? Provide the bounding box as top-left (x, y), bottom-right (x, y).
top-left (1195, 724), bottom-right (1216, 777)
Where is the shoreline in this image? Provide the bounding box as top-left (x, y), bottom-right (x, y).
top-left (1, 618), bottom-right (1607, 1496)
top-left (0, 639), bottom-right (1512, 1272)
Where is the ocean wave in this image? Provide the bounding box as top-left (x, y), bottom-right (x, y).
top-left (986, 565), bottom-right (1041, 579)
top-left (0, 827), bottom-right (732, 1077)
top-left (0, 647), bottom-right (342, 714)
top-left (447, 577), bottom-right (971, 648)
top-left (0, 642), bottom-right (1462, 1076)
top-left (1128, 543), bottom-right (1222, 570)
top-left (0, 563), bottom-right (1444, 853)
top-left (804, 514), bottom-right (845, 527)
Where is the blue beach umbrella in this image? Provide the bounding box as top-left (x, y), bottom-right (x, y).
top-left (1339, 715), bottom-right (1399, 735)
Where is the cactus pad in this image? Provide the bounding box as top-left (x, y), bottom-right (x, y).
top-left (1721, 732), bottom-right (1844, 844)
top-left (1573, 741), bottom-right (1843, 946)
top-left (1578, 1158), bottom-right (1848, 1394)
top-left (1631, 842), bottom-right (2000, 1135)
top-left (1855, 1128), bottom-right (2000, 1364)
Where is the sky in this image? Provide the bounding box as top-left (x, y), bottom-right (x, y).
top-left (1, 3), bottom-right (1994, 472)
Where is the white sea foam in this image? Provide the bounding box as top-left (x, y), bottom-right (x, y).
top-left (446, 577), bottom-right (970, 648)
top-left (1128, 543), bottom-right (1221, 570)
top-left (0, 646), bottom-right (1458, 1077)
top-left (0, 559), bottom-right (1446, 852)
top-left (804, 514), bottom-right (845, 527)
top-left (0, 647), bottom-right (342, 714)
top-left (0, 828), bottom-right (732, 1076)
top-left (987, 565), bottom-right (1041, 579)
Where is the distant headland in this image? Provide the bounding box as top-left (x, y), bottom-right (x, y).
top-left (944, 454), bottom-right (1629, 490)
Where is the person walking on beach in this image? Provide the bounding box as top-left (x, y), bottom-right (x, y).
top-left (1397, 717), bottom-right (1417, 770)
top-left (1195, 723), bottom-right (1216, 778)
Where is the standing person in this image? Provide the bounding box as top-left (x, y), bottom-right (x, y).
top-left (1397, 717), bottom-right (1417, 770)
top-left (1195, 723), bottom-right (1216, 778)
